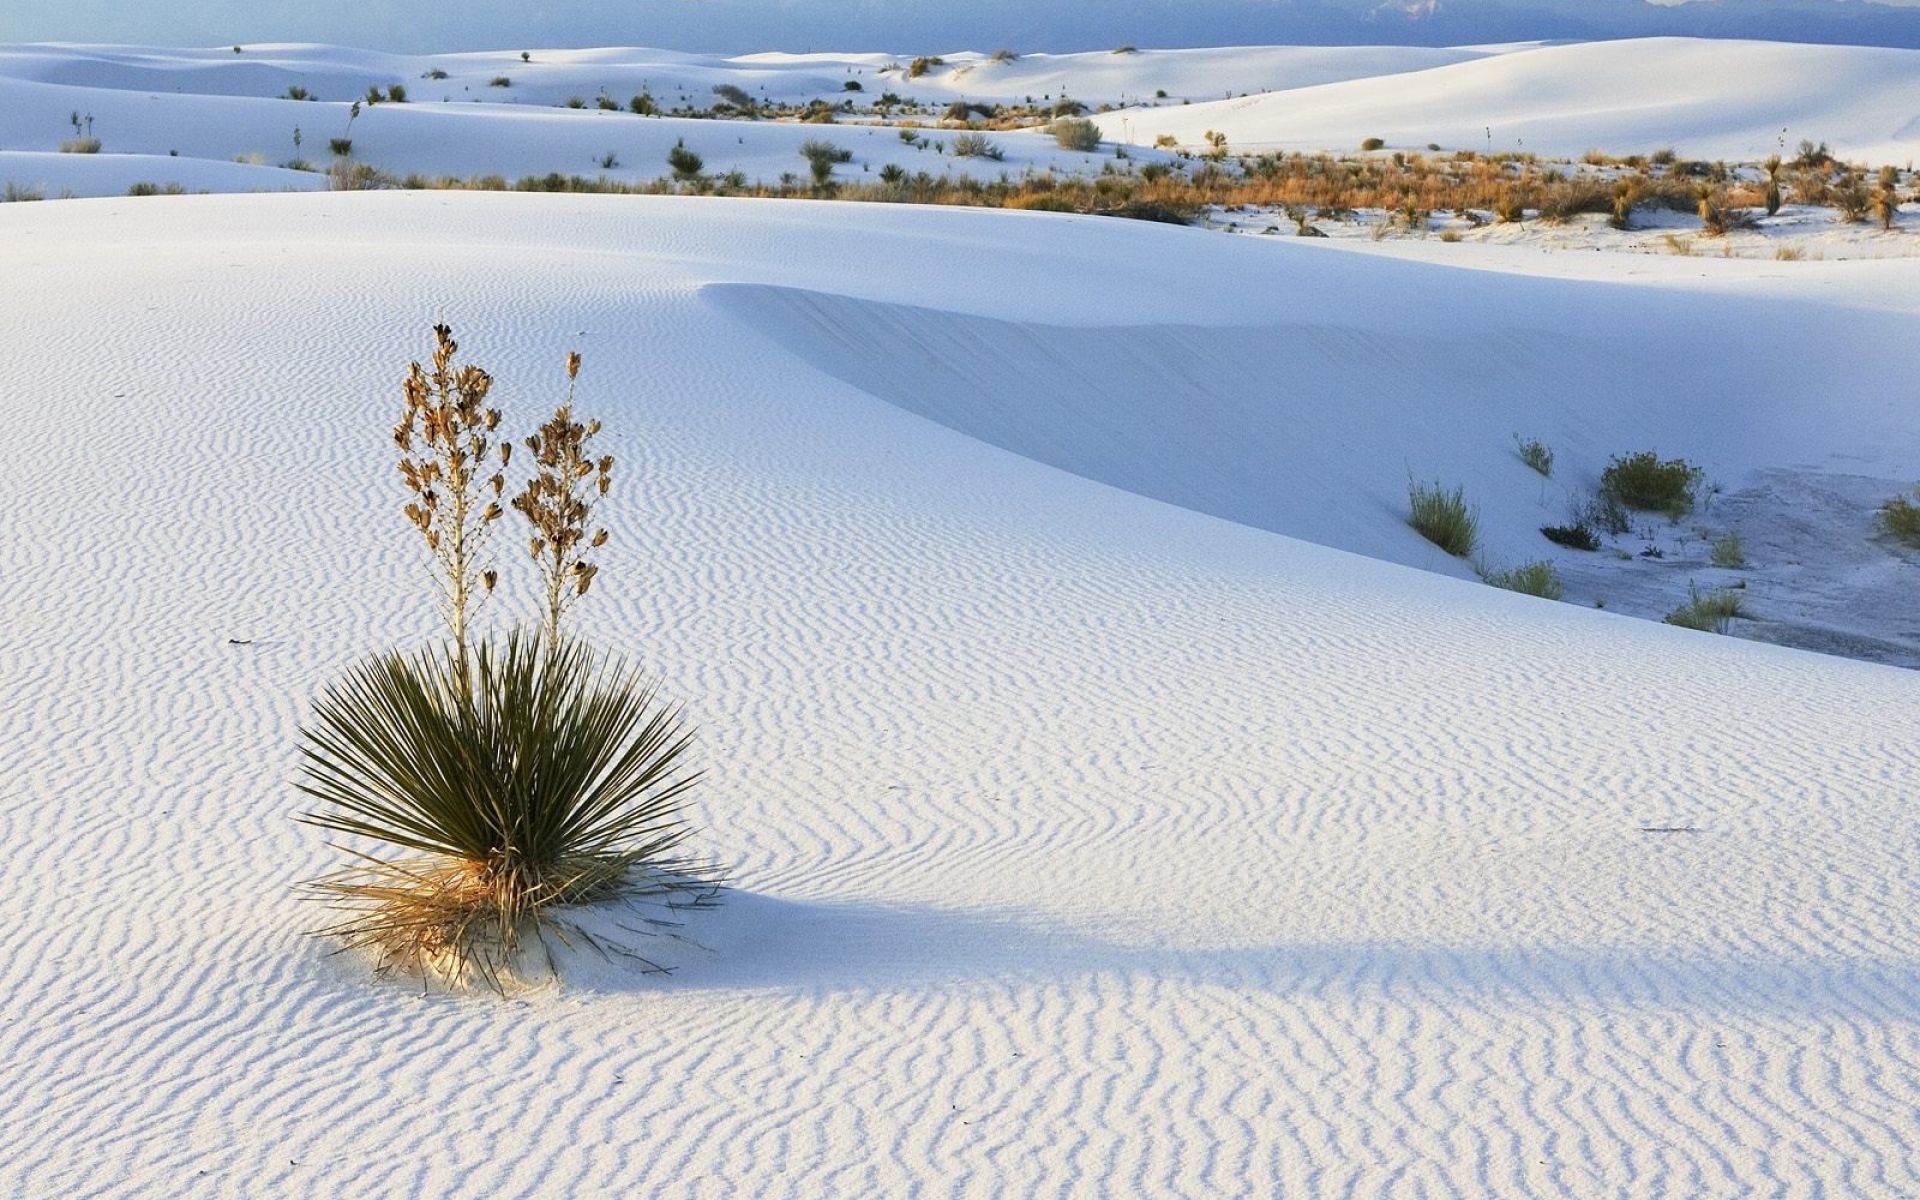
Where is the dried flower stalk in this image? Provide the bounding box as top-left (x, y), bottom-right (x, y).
top-left (395, 323), bottom-right (508, 659)
top-left (513, 350), bottom-right (612, 644)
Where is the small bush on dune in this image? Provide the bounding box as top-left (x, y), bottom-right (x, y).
top-left (667, 138), bottom-right (704, 181)
top-left (58, 137), bottom-right (101, 154)
top-left (1880, 488), bottom-right (1920, 546)
top-left (1710, 529), bottom-right (1746, 567)
top-left (1540, 521), bottom-right (1600, 551)
top-left (951, 132), bottom-right (1003, 160)
top-left (1601, 451), bottom-right (1702, 518)
top-left (1050, 117), bottom-right (1101, 152)
top-left (1513, 434), bottom-right (1553, 477)
top-left (1664, 583), bottom-right (1748, 633)
top-left (1408, 479), bottom-right (1477, 558)
top-left (1480, 559), bottom-right (1563, 599)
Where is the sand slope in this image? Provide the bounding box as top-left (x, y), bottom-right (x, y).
top-left (1108, 37), bottom-right (1920, 161)
top-left (1, 191), bottom-right (1918, 1196)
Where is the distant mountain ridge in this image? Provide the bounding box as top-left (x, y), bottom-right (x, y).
top-left (5, 0), bottom-right (1919, 54)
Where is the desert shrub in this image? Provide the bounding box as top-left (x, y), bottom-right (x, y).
top-left (2, 181), bottom-right (45, 202)
top-left (1793, 139), bottom-right (1833, 169)
top-left (799, 138), bottom-right (850, 185)
top-left (799, 138), bottom-right (852, 165)
top-left (1879, 489), bottom-right (1920, 546)
top-left (1710, 529), bottom-right (1746, 567)
top-left (712, 83), bottom-right (755, 112)
top-left (1540, 521), bottom-right (1600, 551)
top-left (329, 160), bottom-right (394, 190)
top-left (1360, 137), bottom-right (1385, 152)
top-left (1513, 434), bottom-right (1553, 477)
top-left (387, 83), bottom-right (407, 103)
top-left (1664, 583), bottom-right (1747, 633)
top-left (490, 76), bottom-right (512, 87)
top-left (951, 132), bottom-right (1003, 160)
top-left (284, 85), bottom-right (311, 100)
top-left (298, 631), bottom-right (705, 984)
top-left (565, 96), bottom-right (587, 109)
top-left (630, 92), bottom-right (654, 114)
top-left (58, 137), bottom-right (101, 154)
top-left (878, 163), bottom-right (907, 185)
top-left (1050, 117), bottom-right (1101, 152)
top-left (1480, 560), bottom-right (1563, 600)
top-left (597, 96), bottom-right (620, 111)
top-left (1601, 451), bottom-right (1703, 517)
top-left (424, 69), bottom-right (449, 81)
top-left (906, 55), bottom-right (944, 78)
top-left (1833, 174), bottom-right (1871, 223)
top-left (667, 138), bottom-right (703, 181)
top-left (1010, 193), bottom-right (1079, 212)
top-left (1408, 480), bottom-right (1478, 558)
top-left (329, 137), bottom-right (353, 156)
top-left (1536, 178), bottom-right (1611, 222)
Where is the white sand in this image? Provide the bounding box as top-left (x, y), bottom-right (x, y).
top-left (2, 38), bottom-right (1920, 1200)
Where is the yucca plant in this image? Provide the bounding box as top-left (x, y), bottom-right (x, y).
top-left (298, 631), bottom-right (705, 984)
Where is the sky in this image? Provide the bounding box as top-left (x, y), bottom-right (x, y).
top-left (0, 0), bottom-right (1916, 54)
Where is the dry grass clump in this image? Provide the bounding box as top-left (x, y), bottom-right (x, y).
top-left (1408, 479), bottom-right (1478, 558)
top-left (1879, 488), bottom-right (1920, 546)
top-left (1664, 583), bottom-right (1749, 633)
top-left (1480, 559), bottom-right (1563, 599)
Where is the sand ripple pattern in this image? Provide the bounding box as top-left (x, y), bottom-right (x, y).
top-left (0, 194), bottom-right (1917, 1198)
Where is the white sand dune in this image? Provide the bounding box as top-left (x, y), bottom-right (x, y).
top-left (0, 40), bottom-right (1481, 199)
top-left (1107, 37), bottom-right (1920, 161)
top-left (2, 187), bottom-right (1919, 1196)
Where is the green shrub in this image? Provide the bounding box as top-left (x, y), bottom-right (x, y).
top-left (1710, 529), bottom-right (1746, 567)
top-left (1664, 583), bottom-right (1748, 633)
top-left (667, 138), bottom-right (703, 181)
top-left (490, 76), bottom-right (512, 88)
top-left (298, 632), bottom-right (705, 984)
top-left (1050, 117), bottom-right (1101, 152)
top-left (1513, 433), bottom-right (1553, 477)
top-left (951, 133), bottom-right (1003, 160)
top-left (1601, 450), bottom-right (1703, 517)
top-left (906, 55), bottom-right (945, 79)
top-left (1880, 489), bottom-right (1920, 546)
top-left (58, 137), bottom-right (101, 154)
top-left (1540, 521), bottom-right (1600, 551)
top-left (1480, 559), bottom-right (1563, 599)
top-left (1360, 137), bottom-right (1386, 152)
top-left (629, 92), bottom-right (654, 114)
top-left (329, 137), bottom-right (353, 156)
top-left (1408, 480), bottom-right (1478, 558)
